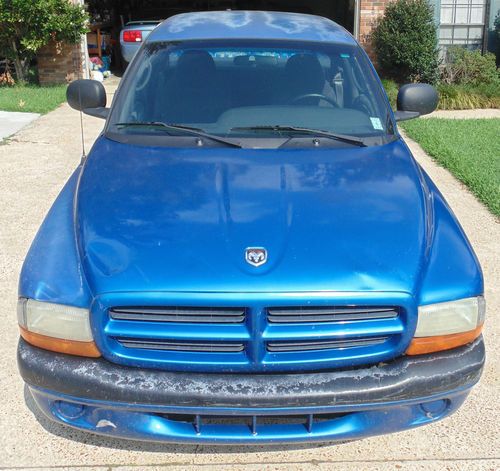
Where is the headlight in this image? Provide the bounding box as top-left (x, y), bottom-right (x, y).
top-left (406, 296), bottom-right (485, 355)
top-left (17, 299), bottom-right (100, 357)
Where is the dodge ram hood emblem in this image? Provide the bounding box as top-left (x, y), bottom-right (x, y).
top-left (245, 247), bottom-right (267, 267)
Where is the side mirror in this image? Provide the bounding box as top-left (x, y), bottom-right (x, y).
top-left (394, 83), bottom-right (438, 122)
top-left (66, 79), bottom-right (109, 119)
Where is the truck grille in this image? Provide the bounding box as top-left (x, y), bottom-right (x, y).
top-left (267, 306), bottom-right (398, 323)
top-left (266, 337), bottom-right (388, 352)
top-left (97, 297), bottom-right (411, 373)
top-left (117, 339), bottom-right (245, 353)
top-left (110, 306), bottom-right (246, 324)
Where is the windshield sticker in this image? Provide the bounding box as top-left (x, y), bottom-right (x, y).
top-left (370, 117), bottom-right (383, 130)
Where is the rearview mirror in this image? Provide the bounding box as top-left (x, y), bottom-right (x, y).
top-left (66, 79), bottom-right (109, 119)
top-left (394, 83), bottom-right (438, 122)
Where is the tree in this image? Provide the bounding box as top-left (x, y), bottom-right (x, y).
top-left (372, 0), bottom-right (439, 84)
top-left (0, 0), bottom-right (88, 83)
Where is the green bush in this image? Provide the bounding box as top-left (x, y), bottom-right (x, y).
top-left (0, 0), bottom-right (89, 83)
top-left (382, 79), bottom-right (500, 110)
top-left (437, 83), bottom-right (500, 109)
top-left (372, 0), bottom-right (439, 84)
top-left (473, 81), bottom-right (500, 98)
top-left (381, 78), bottom-right (398, 108)
top-left (441, 46), bottom-right (500, 86)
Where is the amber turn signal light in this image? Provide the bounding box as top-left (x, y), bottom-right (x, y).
top-left (406, 324), bottom-right (483, 356)
top-left (19, 327), bottom-right (101, 358)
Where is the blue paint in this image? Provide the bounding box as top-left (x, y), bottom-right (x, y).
top-left (19, 169), bottom-right (92, 308)
top-left (31, 386), bottom-right (469, 444)
top-left (77, 138), bottom-right (427, 296)
top-left (18, 10), bottom-right (484, 443)
top-left (148, 11), bottom-right (357, 45)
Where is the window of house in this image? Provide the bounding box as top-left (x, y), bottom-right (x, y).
top-left (439, 0), bottom-right (486, 54)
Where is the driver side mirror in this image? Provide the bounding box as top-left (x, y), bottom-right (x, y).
top-left (66, 79), bottom-right (109, 119)
top-left (394, 83), bottom-right (439, 122)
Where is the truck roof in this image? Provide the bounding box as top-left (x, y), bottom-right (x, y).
top-left (147, 10), bottom-right (357, 45)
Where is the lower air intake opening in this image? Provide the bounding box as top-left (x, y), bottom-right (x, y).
top-left (158, 412), bottom-right (350, 435)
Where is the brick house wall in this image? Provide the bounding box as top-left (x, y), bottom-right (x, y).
top-left (37, 42), bottom-right (83, 85)
top-left (358, 0), bottom-right (393, 61)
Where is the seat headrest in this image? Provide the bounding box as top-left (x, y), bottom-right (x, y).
top-left (176, 50), bottom-right (216, 85)
top-left (285, 54), bottom-right (325, 94)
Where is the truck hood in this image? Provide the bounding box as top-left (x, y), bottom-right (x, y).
top-left (77, 136), bottom-right (428, 295)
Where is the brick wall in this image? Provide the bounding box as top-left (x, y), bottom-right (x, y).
top-left (37, 41), bottom-right (83, 85)
top-left (358, 0), bottom-right (393, 62)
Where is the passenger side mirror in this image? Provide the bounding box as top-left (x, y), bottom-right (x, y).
top-left (66, 79), bottom-right (109, 119)
top-left (394, 83), bottom-right (439, 122)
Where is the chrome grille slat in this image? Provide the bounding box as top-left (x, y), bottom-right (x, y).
top-left (117, 338), bottom-right (245, 353)
top-left (267, 337), bottom-right (388, 352)
top-left (267, 306), bottom-right (398, 323)
top-left (110, 306), bottom-right (246, 324)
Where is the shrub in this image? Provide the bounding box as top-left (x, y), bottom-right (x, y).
top-left (473, 81), bottom-right (500, 98)
top-left (437, 83), bottom-right (500, 109)
top-left (0, 0), bottom-right (89, 83)
top-left (440, 46), bottom-right (500, 86)
top-left (382, 79), bottom-right (500, 110)
top-left (381, 78), bottom-right (398, 108)
top-left (372, 0), bottom-right (439, 84)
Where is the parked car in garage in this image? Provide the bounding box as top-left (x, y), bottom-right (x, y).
top-left (18, 11), bottom-right (485, 444)
top-left (119, 20), bottom-right (160, 63)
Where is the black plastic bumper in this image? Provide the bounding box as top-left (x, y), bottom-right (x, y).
top-left (17, 337), bottom-right (485, 409)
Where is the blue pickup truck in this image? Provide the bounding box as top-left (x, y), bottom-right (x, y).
top-left (17, 11), bottom-right (485, 444)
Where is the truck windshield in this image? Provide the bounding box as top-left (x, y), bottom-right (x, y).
top-left (110, 39), bottom-right (393, 142)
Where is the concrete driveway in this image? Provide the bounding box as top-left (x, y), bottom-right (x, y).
top-left (0, 111), bottom-right (40, 140)
top-left (0, 90), bottom-right (498, 470)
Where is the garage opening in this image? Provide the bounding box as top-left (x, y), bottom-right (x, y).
top-left (85, 0), bottom-right (356, 72)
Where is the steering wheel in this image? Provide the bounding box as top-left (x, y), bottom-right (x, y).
top-left (135, 61), bottom-right (152, 92)
top-left (352, 93), bottom-right (374, 116)
top-left (290, 93), bottom-right (338, 107)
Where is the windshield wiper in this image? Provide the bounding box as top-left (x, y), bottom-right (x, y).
top-left (230, 125), bottom-right (366, 147)
top-left (115, 122), bottom-right (242, 148)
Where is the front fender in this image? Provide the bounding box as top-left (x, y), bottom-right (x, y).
top-left (417, 170), bottom-right (483, 305)
top-left (18, 168), bottom-right (92, 308)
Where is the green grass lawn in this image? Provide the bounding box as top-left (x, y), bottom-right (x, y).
top-left (402, 118), bottom-right (500, 217)
top-left (0, 84), bottom-right (67, 114)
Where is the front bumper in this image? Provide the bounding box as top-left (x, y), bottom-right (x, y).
top-left (18, 337), bottom-right (485, 444)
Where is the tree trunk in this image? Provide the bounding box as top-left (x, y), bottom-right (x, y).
top-left (10, 39), bottom-right (25, 82)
